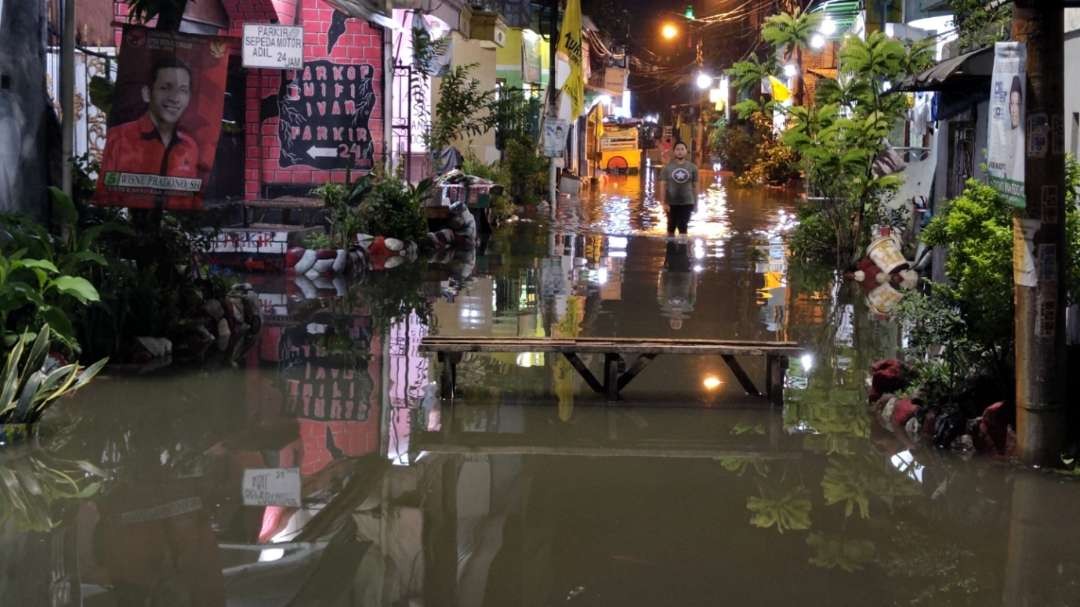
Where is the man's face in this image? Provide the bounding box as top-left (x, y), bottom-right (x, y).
top-left (674, 144), bottom-right (687, 160)
top-left (1009, 90), bottom-right (1021, 129)
top-left (144, 67), bottom-right (191, 128)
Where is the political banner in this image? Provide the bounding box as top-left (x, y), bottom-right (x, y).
top-left (542, 118), bottom-right (570, 157)
top-left (95, 26), bottom-right (229, 211)
top-left (987, 42), bottom-right (1026, 208)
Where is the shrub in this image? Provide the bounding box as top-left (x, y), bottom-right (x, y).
top-left (357, 176), bottom-right (431, 243)
top-left (710, 120), bottom-right (755, 174)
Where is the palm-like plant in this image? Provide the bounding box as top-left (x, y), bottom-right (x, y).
top-left (727, 54), bottom-right (777, 98)
top-left (1, 325), bottom-right (106, 426)
top-left (762, 8), bottom-right (823, 105)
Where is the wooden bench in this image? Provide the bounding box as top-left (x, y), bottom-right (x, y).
top-left (419, 337), bottom-right (805, 404)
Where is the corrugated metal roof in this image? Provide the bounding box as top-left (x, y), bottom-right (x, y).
top-left (894, 46), bottom-right (993, 92)
top-left (807, 0), bottom-right (861, 35)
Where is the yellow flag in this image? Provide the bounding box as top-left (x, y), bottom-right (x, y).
top-left (557, 0), bottom-right (584, 118)
top-left (768, 76), bottom-right (791, 103)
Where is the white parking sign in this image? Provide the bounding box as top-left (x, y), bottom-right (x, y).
top-left (243, 24), bottom-right (304, 69)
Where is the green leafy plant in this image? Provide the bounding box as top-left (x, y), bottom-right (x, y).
top-left (0, 251), bottom-right (101, 349)
top-left (462, 153), bottom-right (514, 222)
top-left (947, 0), bottom-right (1013, 53)
top-left (504, 138), bottom-right (549, 205)
top-left (0, 325), bottom-right (106, 425)
top-left (762, 7), bottom-right (822, 105)
top-left (302, 231), bottom-right (333, 251)
top-left (428, 64), bottom-right (498, 155)
top-left (0, 451), bottom-right (104, 531)
top-left (357, 176), bottom-right (432, 243)
top-left (747, 486), bottom-right (812, 534)
top-left (779, 31), bottom-right (934, 263)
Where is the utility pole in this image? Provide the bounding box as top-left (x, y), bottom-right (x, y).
top-left (547, 0), bottom-right (559, 215)
top-left (60, 0), bottom-right (75, 198)
top-left (1012, 1), bottom-right (1067, 466)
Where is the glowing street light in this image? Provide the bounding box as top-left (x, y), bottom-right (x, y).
top-left (661, 22), bottom-right (680, 40)
top-left (702, 375), bottom-right (723, 391)
top-left (820, 16), bottom-right (837, 36)
top-left (696, 72), bottom-right (713, 90)
top-left (783, 64), bottom-right (798, 78)
top-left (810, 33), bottom-right (826, 50)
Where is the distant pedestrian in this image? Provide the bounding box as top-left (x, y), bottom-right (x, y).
top-left (658, 141), bottom-right (699, 237)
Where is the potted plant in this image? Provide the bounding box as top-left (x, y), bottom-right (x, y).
top-left (0, 325), bottom-right (106, 446)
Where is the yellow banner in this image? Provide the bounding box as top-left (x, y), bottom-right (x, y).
top-left (557, 0), bottom-right (584, 118)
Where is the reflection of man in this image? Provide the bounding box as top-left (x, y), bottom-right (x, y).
top-left (658, 241), bottom-right (696, 330)
top-left (100, 57), bottom-right (200, 184)
top-left (1007, 75), bottom-right (1025, 180)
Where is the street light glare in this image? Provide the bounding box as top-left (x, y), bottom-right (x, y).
top-left (696, 73), bottom-right (713, 90)
top-left (661, 22), bottom-right (680, 40)
top-left (820, 16), bottom-right (837, 36)
top-left (783, 64), bottom-right (797, 78)
top-left (811, 33), bottom-right (826, 49)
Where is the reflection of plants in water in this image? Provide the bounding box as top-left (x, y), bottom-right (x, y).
top-left (821, 455), bottom-right (922, 519)
top-left (747, 485), bottom-right (811, 534)
top-left (729, 422), bottom-right (766, 436)
top-left (719, 457), bottom-right (770, 478)
top-left (358, 265), bottom-right (433, 332)
top-left (0, 452), bottom-right (104, 531)
top-left (785, 392), bottom-right (869, 456)
top-left (806, 532), bottom-right (876, 572)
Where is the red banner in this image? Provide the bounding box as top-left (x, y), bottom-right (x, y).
top-left (95, 26), bottom-right (229, 211)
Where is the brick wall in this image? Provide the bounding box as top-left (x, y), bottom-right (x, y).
top-left (113, 0), bottom-right (386, 201)
top-left (245, 0), bottom-right (385, 199)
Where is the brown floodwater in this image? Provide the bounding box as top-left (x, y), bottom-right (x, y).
top-left (3, 171), bottom-right (1080, 606)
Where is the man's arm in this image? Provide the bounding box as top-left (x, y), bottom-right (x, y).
top-left (657, 166), bottom-right (667, 205)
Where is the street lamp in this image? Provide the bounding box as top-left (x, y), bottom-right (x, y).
top-left (783, 64), bottom-right (798, 78)
top-left (820, 16), bottom-right (837, 36)
top-left (696, 72), bottom-right (713, 90)
top-left (661, 22), bottom-right (680, 40)
top-left (810, 33), bottom-right (826, 50)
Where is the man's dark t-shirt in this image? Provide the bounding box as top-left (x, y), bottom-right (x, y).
top-left (660, 160), bottom-right (698, 206)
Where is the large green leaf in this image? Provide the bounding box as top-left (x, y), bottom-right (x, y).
top-left (41, 307), bottom-right (75, 345)
top-left (47, 186), bottom-right (78, 228)
top-left (15, 259), bottom-right (59, 274)
top-left (50, 275), bottom-right (100, 303)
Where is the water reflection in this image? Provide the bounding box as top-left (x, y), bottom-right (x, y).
top-left (4, 178), bottom-right (1080, 605)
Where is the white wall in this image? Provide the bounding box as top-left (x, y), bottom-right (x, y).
top-left (1065, 10), bottom-right (1080, 159)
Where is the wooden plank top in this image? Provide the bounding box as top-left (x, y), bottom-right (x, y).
top-left (419, 336), bottom-right (804, 356)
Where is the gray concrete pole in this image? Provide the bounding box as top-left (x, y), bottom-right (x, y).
top-left (60, 0), bottom-right (75, 197)
top-left (1012, 1), bottom-right (1068, 466)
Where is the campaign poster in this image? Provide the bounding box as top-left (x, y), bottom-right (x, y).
top-left (987, 42), bottom-right (1026, 208)
top-left (95, 26), bottom-right (230, 211)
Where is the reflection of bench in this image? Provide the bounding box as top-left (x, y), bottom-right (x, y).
top-left (419, 337), bottom-right (804, 404)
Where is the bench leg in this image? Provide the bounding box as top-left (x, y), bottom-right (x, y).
top-left (603, 353), bottom-right (623, 401)
top-left (438, 353), bottom-right (461, 400)
top-left (766, 355), bottom-right (788, 406)
top-left (562, 352), bottom-right (605, 395)
top-left (721, 354), bottom-right (761, 397)
top-left (617, 353), bottom-right (658, 391)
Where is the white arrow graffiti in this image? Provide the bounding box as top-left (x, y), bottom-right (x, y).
top-left (307, 146), bottom-right (338, 159)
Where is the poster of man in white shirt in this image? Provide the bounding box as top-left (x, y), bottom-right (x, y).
top-left (987, 42), bottom-right (1026, 207)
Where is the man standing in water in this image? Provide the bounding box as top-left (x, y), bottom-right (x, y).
top-left (658, 141), bottom-right (699, 237)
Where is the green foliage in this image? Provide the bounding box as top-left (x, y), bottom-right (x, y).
top-left (747, 486), bottom-right (812, 534)
top-left (462, 154), bottom-right (514, 222)
top-left (0, 252), bottom-right (99, 348)
top-left (357, 176), bottom-right (431, 243)
top-left (312, 178), bottom-right (367, 250)
top-left (429, 64), bottom-right (498, 154)
top-left (504, 138), bottom-right (549, 205)
top-left (710, 119), bottom-right (756, 174)
top-left (302, 231), bottom-right (333, 251)
top-left (807, 533), bottom-right (876, 573)
top-left (357, 263), bottom-right (432, 332)
top-left (783, 31), bottom-right (933, 263)
top-left (727, 54), bottom-right (776, 98)
top-left (0, 325), bottom-right (106, 424)
top-left (493, 89), bottom-right (541, 152)
top-left (920, 179), bottom-right (1012, 349)
top-left (762, 8), bottom-right (822, 58)
top-left (787, 205), bottom-right (836, 263)
top-left (947, 0), bottom-right (1013, 53)
top-left (1067, 155), bottom-right (1080, 306)
top-left (0, 451), bottom-right (104, 531)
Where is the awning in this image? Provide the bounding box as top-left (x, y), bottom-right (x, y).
top-left (893, 46), bottom-right (993, 92)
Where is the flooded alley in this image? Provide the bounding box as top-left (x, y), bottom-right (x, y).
top-left (0, 172), bottom-right (1077, 606)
